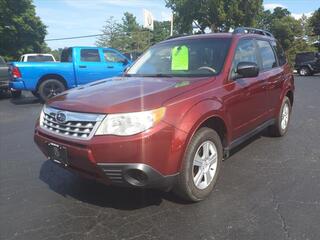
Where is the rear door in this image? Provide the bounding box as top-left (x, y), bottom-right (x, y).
top-left (227, 38), bottom-right (269, 139)
top-left (257, 39), bottom-right (284, 113)
top-left (76, 48), bottom-right (106, 85)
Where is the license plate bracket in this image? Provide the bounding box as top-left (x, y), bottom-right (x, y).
top-left (47, 142), bottom-right (68, 166)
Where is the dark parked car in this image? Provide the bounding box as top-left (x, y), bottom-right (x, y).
top-left (34, 27), bottom-right (294, 202)
top-left (295, 52), bottom-right (320, 76)
top-left (0, 56), bottom-right (21, 97)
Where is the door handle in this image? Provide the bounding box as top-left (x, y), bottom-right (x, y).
top-left (79, 65), bottom-right (87, 68)
top-left (107, 66), bottom-right (114, 69)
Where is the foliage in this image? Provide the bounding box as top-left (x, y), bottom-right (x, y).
top-left (309, 8), bottom-right (320, 36)
top-left (165, 0), bottom-right (263, 33)
top-left (97, 12), bottom-right (171, 52)
top-left (286, 39), bottom-right (317, 65)
top-left (0, 0), bottom-right (47, 61)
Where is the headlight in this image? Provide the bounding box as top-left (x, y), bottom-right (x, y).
top-left (39, 105), bottom-right (46, 126)
top-left (95, 107), bottom-right (166, 136)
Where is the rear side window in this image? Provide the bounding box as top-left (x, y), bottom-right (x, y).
top-left (80, 49), bottom-right (101, 62)
top-left (271, 41), bottom-right (287, 66)
top-left (257, 40), bottom-right (277, 71)
top-left (295, 52), bottom-right (315, 63)
top-left (231, 39), bottom-right (258, 78)
top-left (61, 48), bottom-right (73, 62)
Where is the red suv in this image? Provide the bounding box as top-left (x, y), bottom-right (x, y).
top-left (34, 27), bottom-right (294, 202)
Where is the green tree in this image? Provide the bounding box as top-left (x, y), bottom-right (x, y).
top-left (309, 8), bottom-right (320, 36)
top-left (165, 0), bottom-right (263, 33)
top-left (0, 0), bottom-right (47, 61)
top-left (97, 12), bottom-right (170, 53)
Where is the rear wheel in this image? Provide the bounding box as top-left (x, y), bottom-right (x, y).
top-left (299, 67), bottom-right (311, 76)
top-left (11, 90), bottom-right (22, 98)
top-left (173, 127), bottom-right (222, 202)
top-left (269, 96), bottom-right (291, 137)
top-left (38, 79), bottom-right (66, 102)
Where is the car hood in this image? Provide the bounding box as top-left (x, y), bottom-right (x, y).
top-left (48, 76), bottom-right (213, 113)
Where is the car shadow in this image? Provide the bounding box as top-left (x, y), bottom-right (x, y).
top-left (39, 160), bottom-right (190, 210)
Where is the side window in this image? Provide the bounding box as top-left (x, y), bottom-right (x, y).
top-left (61, 48), bottom-right (73, 62)
top-left (231, 39), bottom-right (258, 78)
top-left (257, 40), bottom-right (277, 70)
top-left (103, 50), bottom-right (125, 63)
top-left (80, 49), bottom-right (101, 62)
top-left (272, 41), bottom-right (287, 66)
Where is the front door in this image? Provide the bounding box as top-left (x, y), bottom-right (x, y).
top-left (225, 38), bottom-right (269, 140)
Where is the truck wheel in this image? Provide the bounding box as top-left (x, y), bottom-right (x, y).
top-left (269, 96), bottom-right (291, 137)
top-left (38, 79), bottom-right (66, 102)
top-left (11, 90), bottom-right (22, 98)
top-left (299, 67), bottom-right (310, 76)
top-left (173, 127), bottom-right (222, 202)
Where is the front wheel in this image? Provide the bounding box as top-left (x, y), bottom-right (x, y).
top-left (38, 79), bottom-right (66, 102)
top-left (299, 67), bottom-right (311, 76)
top-left (173, 127), bottom-right (222, 202)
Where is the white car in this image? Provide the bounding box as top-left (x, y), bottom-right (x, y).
top-left (19, 54), bottom-right (56, 62)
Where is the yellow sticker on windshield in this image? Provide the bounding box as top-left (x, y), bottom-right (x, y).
top-left (171, 45), bottom-right (189, 71)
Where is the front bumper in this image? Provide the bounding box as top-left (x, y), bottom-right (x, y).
top-left (34, 122), bottom-right (186, 190)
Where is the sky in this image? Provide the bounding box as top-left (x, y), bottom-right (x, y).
top-left (33, 0), bottom-right (320, 50)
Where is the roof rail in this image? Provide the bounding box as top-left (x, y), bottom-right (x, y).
top-left (166, 34), bottom-right (190, 40)
top-left (233, 27), bottom-right (274, 38)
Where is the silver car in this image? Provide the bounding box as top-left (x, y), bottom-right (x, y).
top-left (0, 56), bottom-right (9, 90)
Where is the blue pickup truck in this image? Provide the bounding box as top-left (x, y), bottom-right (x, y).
top-left (9, 46), bottom-right (131, 101)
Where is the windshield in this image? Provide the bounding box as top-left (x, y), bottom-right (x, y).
top-left (127, 38), bottom-right (231, 77)
top-left (27, 55), bottom-right (54, 62)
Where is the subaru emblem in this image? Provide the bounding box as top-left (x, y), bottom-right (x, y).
top-left (56, 112), bottom-right (67, 123)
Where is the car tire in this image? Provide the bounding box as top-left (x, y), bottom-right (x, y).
top-left (11, 90), bottom-right (22, 98)
top-left (38, 79), bottom-right (66, 102)
top-left (173, 127), bottom-right (222, 202)
top-left (269, 96), bottom-right (291, 137)
top-left (299, 67), bottom-right (311, 76)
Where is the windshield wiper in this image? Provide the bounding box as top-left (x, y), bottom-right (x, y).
top-left (141, 74), bottom-right (175, 78)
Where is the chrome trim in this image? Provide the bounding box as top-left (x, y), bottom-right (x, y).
top-left (40, 105), bottom-right (105, 140)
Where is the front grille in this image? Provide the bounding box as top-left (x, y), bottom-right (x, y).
top-left (40, 106), bottom-right (105, 140)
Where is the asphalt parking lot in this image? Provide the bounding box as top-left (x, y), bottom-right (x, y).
top-left (1, 75), bottom-right (320, 240)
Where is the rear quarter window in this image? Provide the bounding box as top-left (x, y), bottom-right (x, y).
top-left (272, 41), bottom-right (287, 66)
top-left (80, 49), bottom-right (101, 62)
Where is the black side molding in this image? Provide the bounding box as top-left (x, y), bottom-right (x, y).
top-left (223, 119), bottom-right (275, 159)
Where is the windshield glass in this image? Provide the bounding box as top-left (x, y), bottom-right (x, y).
top-left (27, 55), bottom-right (54, 62)
top-left (127, 38), bottom-right (231, 77)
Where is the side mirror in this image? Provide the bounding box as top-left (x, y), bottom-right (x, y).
top-left (235, 62), bottom-right (259, 79)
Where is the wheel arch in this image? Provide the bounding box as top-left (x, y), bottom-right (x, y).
top-left (36, 74), bottom-right (68, 91)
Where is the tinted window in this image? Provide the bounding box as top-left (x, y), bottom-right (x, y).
top-left (80, 49), bottom-right (101, 62)
top-left (272, 41), bottom-right (287, 66)
top-left (231, 39), bottom-right (258, 78)
top-left (127, 38), bottom-right (231, 77)
top-left (295, 52), bottom-right (315, 63)
top-left (257, 40), bottom-right (277, 70)
top-left (61, 48), bottom-right (73, 62)
top-left (27, 55), bottom-right (54, 62)
top-left (104, 50), bottom-right (126, 63)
